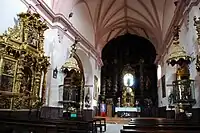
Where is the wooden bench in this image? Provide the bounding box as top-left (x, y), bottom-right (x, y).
top-left (121, 118), bottom-right (200, 133)
top-left (0, 117), bottom-right (97, 133)
top-left (120, 129), bottom-right (200, 133)
top-left (123, 124), bottom-right (200, 130)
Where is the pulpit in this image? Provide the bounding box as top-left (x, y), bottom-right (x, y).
top-left (58, 38), bottom-right (85, 118)
top-left (0, 12), bottom-right (49, 111)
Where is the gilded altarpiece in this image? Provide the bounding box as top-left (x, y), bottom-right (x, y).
top-left (121, 65), bottom-right (135, 107)
top-left (0, 12), bottom-right (50, 110)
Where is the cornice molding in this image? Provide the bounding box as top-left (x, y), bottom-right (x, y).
top-left (22, 0), bottom-right (103, 67)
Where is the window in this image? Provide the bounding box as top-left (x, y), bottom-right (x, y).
top-left (157, 65), bottom-right (162, 80)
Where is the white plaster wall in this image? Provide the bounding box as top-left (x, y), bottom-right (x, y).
top-left (0, 0), bottom-right (27, 34)
top-left (158, 3), bottom-right (200, 109)
top-left (43, 0), bottom-right (53, 8)
top-left (158, 54), bottom-right (176, 108)
top-left (76, 48), bottom-right (101, 109)
top-left (52, 0), bottom-right (95, 46)
top-left (44, 29), bottom-right (100, 109)
top-left (44, 28), bottom-right (71, 107)
top-left (90, 57), bottom-right (101, 107)
top-left (179, 4), bottom-right (200, 108)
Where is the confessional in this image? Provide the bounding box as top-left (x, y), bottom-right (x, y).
top-left (0, 12), bottom-right (49, 110)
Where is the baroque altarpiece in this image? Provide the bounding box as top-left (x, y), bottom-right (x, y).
top-left (0, 12), bottom-right (50, 110)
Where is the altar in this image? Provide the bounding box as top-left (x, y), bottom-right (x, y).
top-left (115, 107), bottom-right (141, 118)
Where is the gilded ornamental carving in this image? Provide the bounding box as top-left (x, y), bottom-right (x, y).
top-left (0, 11), bottom-right (50, 110)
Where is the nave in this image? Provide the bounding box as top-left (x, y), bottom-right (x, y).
top-left (1, 0), bottom-right (200, 132)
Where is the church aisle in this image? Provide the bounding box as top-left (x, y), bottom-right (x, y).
top-left (105, 124), bottom-right (123, 133)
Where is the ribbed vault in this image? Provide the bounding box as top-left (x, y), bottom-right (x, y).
top-left (51, 0), bottom-right (176, 53)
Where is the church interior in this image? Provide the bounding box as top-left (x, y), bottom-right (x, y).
top-left (1, 0), bottom-right (200, 133)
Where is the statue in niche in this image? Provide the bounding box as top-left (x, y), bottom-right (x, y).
top-left (122, 87), bottom-right (134, 107)
top-left (107, 79), bottom-right (111, 91)
top-left (20, 67), bottom-right (32, 95)
top-left (123, 73), bottom-right (134, 87)
top-left (122, 73), bottom-right (135, 106)
top-left (84, 87), bottom-right (91, 108)
top-left (145, 76), bottom-right (151, 89)
top-left (27, 28), bottom-right (39, 48)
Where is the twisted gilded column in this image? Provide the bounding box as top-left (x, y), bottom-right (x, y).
top-left (194, 16), bottom-right (200, 71)
top-left (34, 68), bottom-right (42, 97)
top-left (12, 54), bottom-right (25, 109)
top-left (113, 60), bottom-right (118, 106)
top-left (41, 68), bottom-right (48, 104)
top-left (15, 54), bottom-right (25, 93)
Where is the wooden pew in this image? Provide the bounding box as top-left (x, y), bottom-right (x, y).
top-left (0, 117), bottom-right (97, 133)
top-left (120, 129), bottom-right (200, 133)
top-left (121, 118), bottom-right (200, 133)
top-left (123, 124), bottom-right (200, 130)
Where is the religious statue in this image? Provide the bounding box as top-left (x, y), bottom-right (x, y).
top-left (117, 97), bottom-right (121, 107)
top-left (121, 70), bottom-right (135, 107)
top-left (84, 87), bottom-right (91, 108)
top-left (123, 73), bottom-right (134, 87)
top-left (122, 86), bottom-right (135, 107)
top-left (106, 78), bottom-right (112, 91)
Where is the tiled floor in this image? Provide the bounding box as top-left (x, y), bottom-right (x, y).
top-left (105, 124), bottom-right (124, 133)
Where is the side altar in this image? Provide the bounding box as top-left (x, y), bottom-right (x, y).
top-left (0, 11), bottom-right (49, 114)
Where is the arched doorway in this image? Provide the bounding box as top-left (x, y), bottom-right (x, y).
top-left (100, 33), bottom-right (158, 117)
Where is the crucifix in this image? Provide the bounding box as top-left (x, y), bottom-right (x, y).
top-left (130, 58), bottom-right (146, 94)
top-left (130, 58), bottom-right (147, 101)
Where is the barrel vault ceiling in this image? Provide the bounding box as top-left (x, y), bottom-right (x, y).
top-left (50, 0), bottom-right (177, 54)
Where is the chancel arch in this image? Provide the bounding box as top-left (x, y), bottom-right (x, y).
top-left (100, 33), bottom-right (158, 117)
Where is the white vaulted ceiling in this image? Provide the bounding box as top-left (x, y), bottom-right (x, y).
top-left (50, 0), bottom-right (176, 53)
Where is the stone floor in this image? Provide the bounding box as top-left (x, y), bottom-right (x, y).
top-left (105, 124), bottom-right (124, 133)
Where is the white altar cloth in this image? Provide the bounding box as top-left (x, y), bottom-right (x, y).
top-left (115, 107), bottom-right (140, 112)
